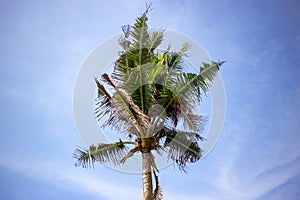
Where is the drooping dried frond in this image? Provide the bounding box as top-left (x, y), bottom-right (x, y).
top-left (95, 78), bottom-right (112, 119)
top-left (150, 152), bottom-right (159, 172)
top-left (101, 73), bottom-right (151, 136)
top-left (95, 78), bottom-right (112, 99)
top-left (153, 170), bottom-right (163, 200)
top-left (119, 146), bottom-right (140, 164)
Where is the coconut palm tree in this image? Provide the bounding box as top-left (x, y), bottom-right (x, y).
top-left (73, 5), bottom-right (224, 200)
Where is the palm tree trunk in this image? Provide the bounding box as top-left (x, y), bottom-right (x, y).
top-left (142, 151), bottom-right (153, 200)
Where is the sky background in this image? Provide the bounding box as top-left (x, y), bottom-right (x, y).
top-left (0, 0), bottom-right (300, 199)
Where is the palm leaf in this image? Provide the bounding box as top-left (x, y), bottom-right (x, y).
top-left (94, 78), bottom-right (112, 119)
top-left (153, 60), bottom-right (224, 130)
top-left (101, 73), bottom-right (151, 137)
top-left (119, 146), bottom-right (140, 164)
top-left (156, 126), bottom-right (205, 142)
top-left (198, 61), bottom-right (225, 93)
top-left (148, 30), bottom-right (164, 53)
top-left (127, 6), bottom-right (155, 115)
top-left (73, 141), bottom-right (127, 168)
top-left (119, 25), bottom-right (132, 50)
top-left (181, 114), bottom-right (207, 133)
top-left (163, 129), bottom-right (203, 172)
top-left (124, 63), bottom-right (155, 115)
top-left (166, 43), bottom-right (190, 73)
top-left (129, 7), bottom-right (151, 65)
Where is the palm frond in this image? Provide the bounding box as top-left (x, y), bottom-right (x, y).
top-left (101, 73), bottom-right (151, 136)
top-left (157, 126), bottom-right (205, 142)
top-left (119, 24), bottom-right (131, 50)
top-left (173, 72), bottom-right (202, 104)
top-left (163, 129), bottom-right (203, 172)
top-left (199, 61), bottom-right (225, 93)
top-left (120, 146), bottom-right (140, 164)
top-left (73, 141), bottom-right (128, 168)
top-left (181, 114), bottom-right (207, 132)
top-left (153, 45), bottom-right (170, 65)
top-left (94, 78), bottom-right (112, 119)
top-left (155, 81), bottom-right (207, 131)
top-left (149, 63), bottom-right (168, 85)
top-left (166, 43), bottom-right (190, 73)
top-left (122, 25), bottom-right (131, 38)
top-left (155, 86), bottom-right (181, 127)
top-left (148, 30), bottom-right (164, 53)
top-left (150, 152), bottom-right (159, 172)
top-left (113, 51), bottom-right (136, 82)
top-left (73, 147), bottom-right (95, 168)
top-left (130, 7), bottom-right (151, 65)
top-left (129, 45), bottom-right (150, 114)
top-left (124, 63), bottom-right (155, 114)
top-left (152, 60), bottom-right (223, 129)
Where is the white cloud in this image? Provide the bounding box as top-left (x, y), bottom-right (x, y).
top-left (6, 148), bottom-right (299, 200)
top-left (197, 135), bottom-right (300, 200)
top-left (0, 157), bottom-right (140, 200)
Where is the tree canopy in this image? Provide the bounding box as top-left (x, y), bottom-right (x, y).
top-left (73, 4), bottom-right (224, 199)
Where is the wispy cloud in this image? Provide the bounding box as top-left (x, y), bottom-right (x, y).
top-left (5, 147), bottom-right (299, 200)
top-left (212, 155), bottom-right (300, 200)
top-left (0, 157), bottom-right (140, 200)
top-left (196, 121), bottom-right (300, 200)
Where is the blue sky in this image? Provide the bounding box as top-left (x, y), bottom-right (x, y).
top-left (0, 0), bottom-right (300, 199)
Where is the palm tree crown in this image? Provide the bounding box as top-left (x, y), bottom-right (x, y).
top-left (73, 4), bottom-right (224, 200)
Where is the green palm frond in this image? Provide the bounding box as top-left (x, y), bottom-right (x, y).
top-left (73, 141), bottom-right (128, 168)
top-left (130, 7), bottom-right (151, 65)
top-left (113, 51), bottom-right (136, 82)
top-left (149, 64), bottom-right (168, 85)
top-left (166, 43), bottom-right (190, 73)
top-left (157, 127), bottom-right (205, 142)
top-left (113, 8), bottom-right (154, 82)
top-left (175, 61), bottom-right (223, 100)
top-left (152, 60), bottom-right (224, 129)
top-left (153, 45), bottom-right (170, 65)
top-left (199, 61), bottom-right (225, 93)
top-left (113, 9), bottom-right (165, 115)
top-left (129, 18), bottom-right (152, 112)
top-left (148, 30), bottom-right (164, 53)
top-left (124, 63), bottom-right (155, 114)
top-left (176, 72), bottom-right (202, 102)
top-left (155, 81), bottom-right (207, 130)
